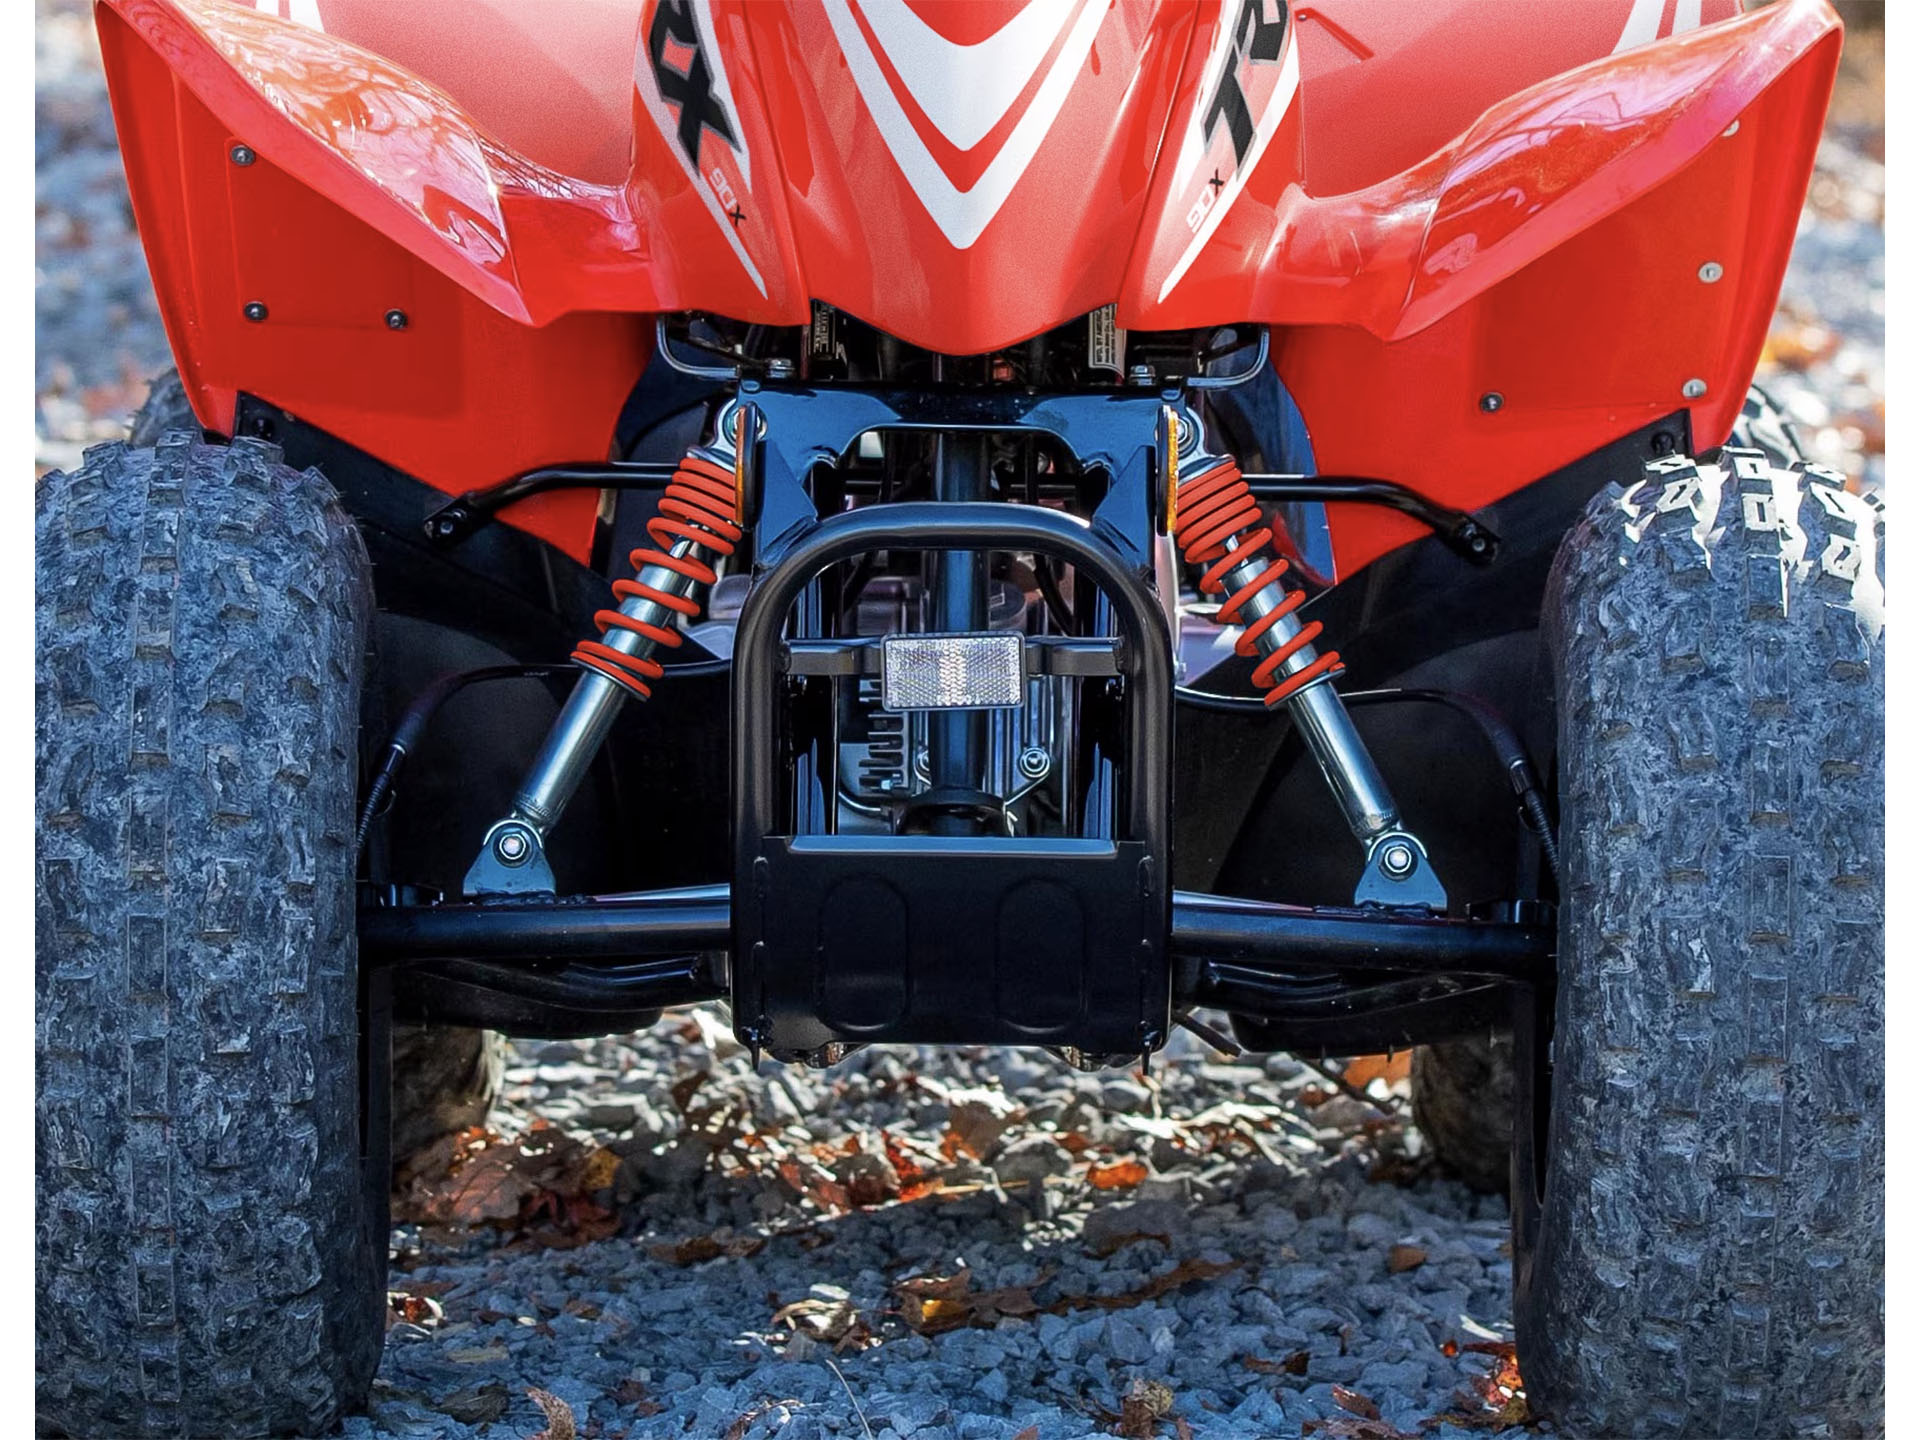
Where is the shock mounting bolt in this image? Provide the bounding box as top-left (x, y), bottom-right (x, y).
top-left (1479, 391), bottom-right (1504, 413)
top-left (1381, 841), bottom-right (1417, 879)
top-left (242, 301), bottom-right (268, 323)
top-left (230, 144), bottom-right (255, 166)
top-left (1017, 746), bottom-right (1051, 780)
top-left (494, 828), bottom-right (531, 865)
top-left (1682, 378), bottom-right (1708, 399)
top-left (1698, 262), bottom-right (1724, 283)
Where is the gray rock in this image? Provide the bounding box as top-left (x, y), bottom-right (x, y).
top-left (1082, 1198), bottom-right (1191, 1253)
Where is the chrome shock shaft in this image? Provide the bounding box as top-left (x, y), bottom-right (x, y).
top-left (1178, 431), bottom-right (1446, 909)
top-left (463, 418), bottom-right (740, 895)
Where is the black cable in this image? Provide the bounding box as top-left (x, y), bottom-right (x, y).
top-left (355, 666), bottom-right (559, 861)
top-left (1174, 682), bottom-right (1560, 880)
top-left (1036, 556), bottom-right (1076, 635)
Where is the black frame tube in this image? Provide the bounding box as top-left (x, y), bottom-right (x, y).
top-left (359, 888), bottom-right (1551, 988)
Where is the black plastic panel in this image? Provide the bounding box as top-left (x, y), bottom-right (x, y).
top-left (736, 836), bottom-right (1164, 1053)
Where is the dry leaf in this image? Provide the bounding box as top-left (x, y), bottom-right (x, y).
top-left (1386, 1244), bottom-right (1426, 1274)
top-left (527, 1387), bottom-right (577, 1440)
top-left (433, 1382), bottom-right (509, 1425)
top-left (648, 1232), bottom-right (766, 1266)
top-left (1013, 1429), bottom-right (1040, 1440)
top-left (1054, 1257), bottom-right (1239, 1314)
top-left (1116, 1377), bottom-right (1175, 1438)
top-left (1341, 1052), bottom-right (1411, 1088)
top-left (1331, 1385), bottom-right (1380, 1420)
top-left (611, 1378), bottom-right (665, 1416)
top-left (945, 1088), bottom-right (1023, 1160)
top-left (387, 1291), bottom-right (444, 1329)
top-left (1087, 1159), bottom-right (1149, 1191)
top-left (894, 1268), bottom-right (1040, 1335)
top-left (1439, 1340), bottom-right (1531, 1428)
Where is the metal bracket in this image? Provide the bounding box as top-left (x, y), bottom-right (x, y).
top-left (1353, 830), bottom-right (1447, 910)
top-left (462, 819), bottom-right (557, 896)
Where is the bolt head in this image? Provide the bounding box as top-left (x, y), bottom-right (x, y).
top-left (1697, 261), bottom-right (1724, 284)
top-left (494, 829), bottom-right (530, 864)
top-left (1381, 842), bottom-right (1417, 879)
top-left (1682, 378), bottom-right (1708, 400)
top-left (385, 308), bottom-right (409, 330)
top-left (1128, 364), bottom-right (1156, 387)
top-left (230, 144), bottom-right (255, 166)
top-left (1479, 391), bottom-right (1504, 414)
top-left (242, 301), bottom-right (268, 323)
top-left (1017, 747), bottom-right (1051, 779)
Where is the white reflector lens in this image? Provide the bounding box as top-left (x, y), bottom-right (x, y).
top-left (880, 633), bottom-right (1024, 711)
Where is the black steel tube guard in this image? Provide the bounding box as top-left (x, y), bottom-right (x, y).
top-left (731, 501), bottom-right (1173, 849)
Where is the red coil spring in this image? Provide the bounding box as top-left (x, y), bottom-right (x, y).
top-left (1172, 459), bottom-right (1343, 708)
top-left (572, 451), bottom-right (742, 699)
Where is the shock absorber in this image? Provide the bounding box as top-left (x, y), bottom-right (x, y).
top-left (462, 409), bottom-right (744, 894)
top-left (1172, 427), bottom-right (1446, 908)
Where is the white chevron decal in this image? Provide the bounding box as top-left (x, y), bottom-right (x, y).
top-left (823, 0), bottom-right (1108, 250)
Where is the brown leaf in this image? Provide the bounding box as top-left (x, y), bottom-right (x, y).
top-left (1332, 1386), bottom-right (1380, 1420)
top-left (647, 1232), bottom-right (765, 1266)
top-left (1173, 1419), bottom-right (1195, 1440)
top-left (1087, 1158), bottom-right (1149, 1191)
top-left (669, 1070), bottom-right (709, 1114)
top-left (433, 1382), bottom-right (509, 1425)
top-left (1089, 1230), bottom-right (1174, 1259)
top-left (1013, 1429), bottom-right (1040, 1440)
top-left (1386, 1244), bottom-right (1427, 1274)
top-left (1243, 1349), bottom-right (1310, 1377)
top-left (527, 1387), bottom-right (577, 1440)
top-left (1115, 1377), bottom-right (1175, 1438)
top-left (610, 1379), bottom-right (665, 1416)
top-left (771, 1295), bottom-right (875, 1351)
top-left (1298, 1085), bottom-right (1333, 1108)
top-left (1053, 1257), bottom-right (1239, 1314)
top-left (387, 1291), bottom-right (444, 1329)
top-left (1341, 1052), bottom-right (1411, 1088)
top-left (945, 1089), bottom-right (1022, 1159)
top-left (894, 1268), bottom-right (1040, 1335)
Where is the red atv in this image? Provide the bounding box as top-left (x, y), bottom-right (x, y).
top-left (36, 0), bottom-right (1880, 1434)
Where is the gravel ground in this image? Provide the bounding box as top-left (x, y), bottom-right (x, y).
top-left (360, 1025), bottom-right (1527, 1440)
top-left (34, 5), bottom-right (1884, 1438)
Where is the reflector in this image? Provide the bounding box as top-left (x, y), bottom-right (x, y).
top-left (880, 632), bottom-right (1025, 710)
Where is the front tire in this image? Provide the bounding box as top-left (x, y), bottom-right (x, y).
top-left (36, 436), bottom-right (386, 1436)
top-left (1517, 446), bottom-right (1884, 1435)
